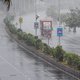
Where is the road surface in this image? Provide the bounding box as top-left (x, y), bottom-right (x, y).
top-left (0, 12), bottom-right (77, 80)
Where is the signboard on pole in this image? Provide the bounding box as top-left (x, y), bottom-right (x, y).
top-left (57, 27), bottom-right (63, 37)
top-left (34, 22), bottom-right (39, 29)
top-left (40, 20), bottom-right (53, 38)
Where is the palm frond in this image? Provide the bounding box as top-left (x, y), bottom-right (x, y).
top-left (4, 0), bottom-right (12, 11)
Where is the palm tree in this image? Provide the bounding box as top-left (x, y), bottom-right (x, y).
top-left (4, 0), bottom-right (12, 11)
top-left (19, 17), bottom-right (23, 29)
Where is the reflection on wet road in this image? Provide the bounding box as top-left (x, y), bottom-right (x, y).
top-left (62, 28), bottom-right (80, 55)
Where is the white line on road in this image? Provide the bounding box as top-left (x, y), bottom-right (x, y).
top-left (0, 55), bottom-right (31, 80)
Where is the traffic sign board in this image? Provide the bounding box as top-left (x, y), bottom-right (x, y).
top-left (57, 28), bottom-right (63, 37)
top-left (34, 22), bottom-right (39, 29)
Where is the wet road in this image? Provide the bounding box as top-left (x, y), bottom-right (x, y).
top-left (0, 14), bottom-right (78, 80)
top-left (62, 28), bottom-right (80, 55)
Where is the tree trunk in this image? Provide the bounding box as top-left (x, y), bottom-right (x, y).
top-left (73, 27), bottom-right (76, 33)
top-left (20, 23), bottom-right (21, 29)
top-left (68, 27), bottom-right (71, 32)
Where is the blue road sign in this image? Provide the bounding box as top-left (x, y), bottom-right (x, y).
top-left (57, 28), bottom-right (63, 37)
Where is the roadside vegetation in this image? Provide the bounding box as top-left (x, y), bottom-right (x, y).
top-left (61, 8), bottom-right (80, 33)
top-left (4, 16), bottom-right (80, 71)
top-left (46, 6), bottom-right (80, 33)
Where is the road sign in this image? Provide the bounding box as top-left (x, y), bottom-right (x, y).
top-left (57, 27), bottom-right (63, 37)
top-left (40, 20), bottom-right (53, 37)
top-left (34, 22), bottom-right (39, 29)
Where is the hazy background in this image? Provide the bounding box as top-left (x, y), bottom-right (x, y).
top-left (7, 0), bottom-right (79, 16)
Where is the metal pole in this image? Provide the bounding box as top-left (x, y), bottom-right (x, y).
top-left (35, 0), bottom-right (37, 19)
top-left (59, 36), bottom-right (60, 45)
top-left (58, 0), bottom-right (60, 25)
top-left (48, 37), bottom-right (50, 45)
top-left (35, 0), bottom-right (38, 36)
top-left (35, 27), bottom-right (37, 36)
top-left (58, 0), bottom-right (61, 45)
top-left (20, 23), bottom-right (21, 29)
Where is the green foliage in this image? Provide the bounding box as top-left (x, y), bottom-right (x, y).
top-left (62, 8), bottom-right (80, 32)
top-left (77, 60), bottom-right (80, 70)
top-left (35, 39), bottom-right (42, 50)
top-left (19, 17), bottom-right (23, 24)
top-left (60, 13), bottom-right (70, 24)
top-left (43, 43), bottom-right (52, 55)
top-left (54, 46), bottom-right (64, 62)
top-left (21, 32), bottom-right (28, 40)
top-left (25, 33), bottom-right (36, 46)
top-left (64, 52), bottom-right (80, 70)
top-left (49, 47), bottom-right (55, 56)
top-left (17, 28), bottom-right (22, 32)
top-left (17, 31), bottom-right (23, 40)
top-left (19, 17), bottom-right (23, 29)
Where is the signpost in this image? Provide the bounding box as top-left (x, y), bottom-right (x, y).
top-left (40, 20), bottom-right (53, 45)
top-left (34, 22), bottom-right (39, 29)
top-left (34, 22), bottom-right (39, 36)
top-left (34, 0), bottom-right (39, 37)
top-left (57, 27), bottom-right (63, 37)
top-left (57, 27), bottom-right (63, 45)
top-left (19, 17), bottom-right (23, 29)
top-left (47, 30), bottom-right (52, 45)
top-left (40, 20), bottom-right (52, 37)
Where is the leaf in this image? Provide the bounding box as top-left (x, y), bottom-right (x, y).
top-left (4, 0), bottom-right (12, 11)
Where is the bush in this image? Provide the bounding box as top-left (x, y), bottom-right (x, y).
top-left (17, 28), bottom-right (22, 32)
top-left (54, 46), bottom-right (64, 62)
top-left (50, 47), bottom-right (55, 57)
top-left (64, 52), bottom-right (80, 69)
top-left (77, 60), bottom-right (80, 70)
top-left (21, 32), bottom-right (28, 40)
top-left (43, 43), bottom-right (52, 55)
top-left (35, 39), bottom-right (42, 50)
top-left (17, 31), bottom-right (24, 40)
top-left (10, 25), bottom-right (17, 34)
top-left (25, 33), bottom-right (36, 46)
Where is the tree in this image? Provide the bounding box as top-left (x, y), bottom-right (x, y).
top-left (63, 8), bottom-right (80, 32)
top-left (19, 17), bottom-right (23, 29)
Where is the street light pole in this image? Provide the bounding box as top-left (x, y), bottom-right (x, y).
top-left (58, 0), bottom-right (60, 25)
top-left (58, 0), bottom-right (61, 45)
top-left (34, 0), bottom-right (39, 37)
top-left (35, 0), bottom-right (37, 18)
top-left (35, 0), bottom-right (37, 36)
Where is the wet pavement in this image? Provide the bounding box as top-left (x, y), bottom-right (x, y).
top-left (0, 13), bottom-right (78, 80)
top-left (0, 0), bottom-right (79, 79)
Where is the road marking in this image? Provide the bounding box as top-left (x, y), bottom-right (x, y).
top-left (0, 55), bottom-right (31, 80)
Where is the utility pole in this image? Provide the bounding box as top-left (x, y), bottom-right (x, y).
top-left (58, 0), bottom-right (61, 45)
top-left (34, 0), bottom-right (39, 37)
